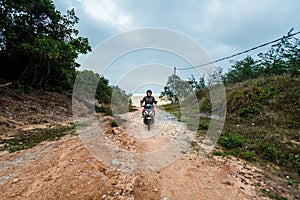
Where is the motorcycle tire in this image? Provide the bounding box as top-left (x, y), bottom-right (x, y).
top-left (148, 123), bottom-right (150, 131)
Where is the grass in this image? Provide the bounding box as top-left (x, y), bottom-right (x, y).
top-left (0, 124), bottom-right (75, 153)
top-left (162, 76), bottom-right (300, 192)
top-left (95, 105), bottom-right (113, 116)
top-left (261, 189), bottom-right (288, 200)
top-left (160, 103), bottom-right (181, 120)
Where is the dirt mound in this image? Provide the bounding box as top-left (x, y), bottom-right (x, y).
top-left (0, 134), bottom-right (268, 200)
top-left (0, 89), bottom-right (72, 135)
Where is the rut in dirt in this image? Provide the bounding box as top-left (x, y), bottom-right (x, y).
top-left (76, 109), bottom-right (203, 173)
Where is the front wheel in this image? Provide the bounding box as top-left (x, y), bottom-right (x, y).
top-left (148, 123), bottom-right (150, 131)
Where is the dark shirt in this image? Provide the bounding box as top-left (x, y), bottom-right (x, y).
top-left (140, 96), bottom-right (156, 105)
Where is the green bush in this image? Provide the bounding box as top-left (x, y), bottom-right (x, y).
top-left (95, 105), bottom-right (112, 116)
top-left (110, 120), bottom-right (118, 127)
top-left (219, 132), bottom-right (244, 149)
top-left (213, 151), bottom-right (225, 157)
top-left (241, 151), bottom-right (256, 162)
top-left (238, 104), bottom-right (262, 118)
top-left (198, 121), bottom-right (209, 130)
top-left (199, 97), bottom-right (211, 112)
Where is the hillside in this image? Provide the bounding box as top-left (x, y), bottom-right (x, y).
top-left (0, 76), bottom-right (299, 199)
top-left (220, 75), bottom-right (300, 175)
top-left (0, 88), bottom-right (271, 200)
top-left (167, 75), bottom-right (300, 198)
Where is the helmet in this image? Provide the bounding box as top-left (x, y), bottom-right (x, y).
top-left (146, 89), bottom-right (152, 95)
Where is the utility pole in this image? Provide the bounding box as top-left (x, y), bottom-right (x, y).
top-left (173, 67), bottom-right (176, 109)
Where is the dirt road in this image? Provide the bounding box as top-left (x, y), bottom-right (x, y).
top-left (0, 108), bottom-right (279, 199)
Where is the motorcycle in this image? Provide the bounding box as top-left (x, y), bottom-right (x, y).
top-left (143, 104), bottom-right (155, 131)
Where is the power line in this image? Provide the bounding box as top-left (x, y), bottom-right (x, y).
top-left (176, 30), bottom-right (300, 71)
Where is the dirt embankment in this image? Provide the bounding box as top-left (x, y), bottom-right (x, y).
top-left (0, 90), bottom-right (297, 199)
top-left (0, 89), bottom-right (72, 134)
top-left (0, 133), bottom-right (271, 200)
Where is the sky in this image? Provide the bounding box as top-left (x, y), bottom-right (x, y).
top-left (53, 0), bottom-right (300, 94)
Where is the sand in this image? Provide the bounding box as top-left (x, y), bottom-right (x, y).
top-left (131, 95), bottom-right (171, 107)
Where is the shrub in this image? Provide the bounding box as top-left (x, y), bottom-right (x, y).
top-left (241, 151), bottom-right (256, 162)
top-left (198, 121), bottom-right (209, 130)
top-left (219, 132), bottom-right (244, 149)
top-left (213, 151), bottom-right (225, 157)
top-left (95, 105), bottom-right (112, 116)
top-left (110, 120), bottom-right (118, 127)
top-left (238, 104), bottom-right (262, 118)
top-left (199, 97), bottom-right (212, 112)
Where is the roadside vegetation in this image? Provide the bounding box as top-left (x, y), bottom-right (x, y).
top-left (160, 31), bottom-right (300, 197)
top-left (0, 1), bottom-right (132, 151)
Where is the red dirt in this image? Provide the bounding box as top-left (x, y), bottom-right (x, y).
top-left (0, 90), bottom-right (296, 199)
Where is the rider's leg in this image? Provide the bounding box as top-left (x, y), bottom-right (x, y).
top-left (141, 107), bottom-right (145, 116)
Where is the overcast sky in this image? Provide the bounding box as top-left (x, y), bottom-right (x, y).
top-left (53, 0), bottom-right (300, 94)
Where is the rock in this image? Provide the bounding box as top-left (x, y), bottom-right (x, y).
top-left (111, 158), bottom-right (119, 166)
top-left (70, 190), bottom-right (77, 195)
top-left (98, 165), bottom-right (106, 173)
top-left (247, 170), bottom-right (254, 176)
top-left (112, 127), bottom-right (122, 134)
top-left (71, 183), bottom-right (77, 188)
top-left (223, 180), bottom-right (233, 185)
top-left (12, 178), bottom-right (19, 184)
top-left (110, 179), bottom-right (117, 185)
top-left (101, 195), bottom-right (106, 199)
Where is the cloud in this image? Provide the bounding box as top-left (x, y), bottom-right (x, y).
top-left (80, 0), bottom-right (132, 31)
top-left (53, 0), bottom-right (300, 74)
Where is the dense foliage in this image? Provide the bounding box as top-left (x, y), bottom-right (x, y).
top-left (159, 74), bottom-right (204, 103)
top-left (75, 70), bottom-right (132, 116)
top-left (0, 0), bottom-right (91, 90)
top-left (224, 31), bottom-right (300, 83)
top-left (161, 31), bottom-right (300, 179)
top-left (161, 31), bottom-right (300, 106)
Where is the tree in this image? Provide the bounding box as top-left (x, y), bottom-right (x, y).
top-left (188, 74), bottom-right (205, 89)
top-left (111, 86), bottom-right (131, 114)
top-left (224, 56), bottom-right (259, 83)
top-left (222, 29), bottom-right (300, 83)
top-left (0, 0), bottom-right (91, 90)
top-left (256, 29), bottom-right (299, 77)
top-left (160, 74), bottom-right (193, 103)
top-left (281, 34), bottom-right (300, 77)
top-left (257, 43), bottom-right (287, 76)
top-left (76, 70), bottom-right (112, 104)
top-left (207, 66), bottom-right (224, 86)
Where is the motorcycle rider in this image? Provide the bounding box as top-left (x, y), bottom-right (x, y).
top-left (140, 89), bottom-right (157, 116)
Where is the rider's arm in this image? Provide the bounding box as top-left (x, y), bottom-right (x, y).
top-left (140, 97), bottom-right (145, 107)
top-left (152, 96), bottom-right (157, 105)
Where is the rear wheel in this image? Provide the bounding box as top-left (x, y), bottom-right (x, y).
top-left (148, 123), bottom-right (150, 131)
